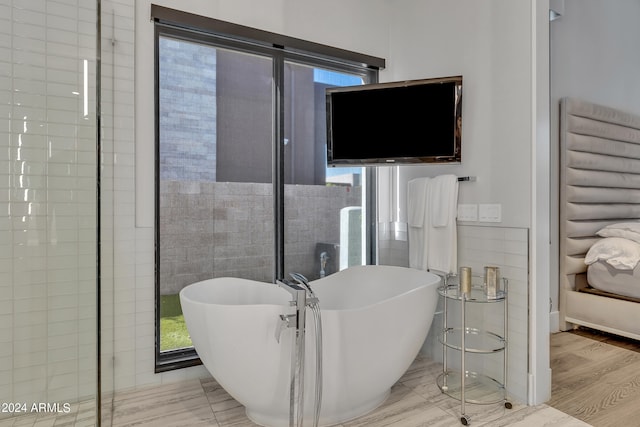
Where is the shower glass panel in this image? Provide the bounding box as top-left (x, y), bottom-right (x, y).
top-left (1, 0), bottom-right (99, 424)
top-left (282, 63), bottom-right (366, 279)
top-left (157, 35), bottom-right (274, 354)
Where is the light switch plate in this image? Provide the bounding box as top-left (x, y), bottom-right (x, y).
top-left (478, 204), bottom-right (502, 222)
top-left (457, 204), bottom-right (478, 222)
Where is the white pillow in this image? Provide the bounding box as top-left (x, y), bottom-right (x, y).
top-left (597, 222), bottom-right (640, 244)
top-left (585, 237), bottom-right (640, 270)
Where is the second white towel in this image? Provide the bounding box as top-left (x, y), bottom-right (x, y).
top-left (426, 174), bottom-right (459, 275)
top-left (407, 174), bottom-right (459, 275)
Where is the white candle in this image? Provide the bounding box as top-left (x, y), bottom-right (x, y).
top-left (459, 267), bottom-right (472, 295)
top-left (484, 266), bottom-right (500, 298)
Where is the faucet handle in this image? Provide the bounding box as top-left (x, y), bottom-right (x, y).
top-left (275, 314), bottom-right (295, 343)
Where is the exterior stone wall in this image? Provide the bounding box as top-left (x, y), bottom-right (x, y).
top-left (158, 37), bottom-right (217, 182)
top-left (159, 181), bottom-right (361, 295)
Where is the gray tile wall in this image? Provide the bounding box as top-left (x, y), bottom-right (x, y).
top-left (159, 181), bottom-right (361, 294)
top-left (159, 37), bottom-right (217, 182)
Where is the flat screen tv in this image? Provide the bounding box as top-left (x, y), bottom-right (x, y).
top-left (326, 75), bottom-right (462, 166)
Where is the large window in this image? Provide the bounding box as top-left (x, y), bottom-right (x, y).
top-left (153, 7), bottom-right (383, 370)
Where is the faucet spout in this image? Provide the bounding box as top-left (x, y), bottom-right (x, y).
top-left (289, 272), bottom-right (315, 296)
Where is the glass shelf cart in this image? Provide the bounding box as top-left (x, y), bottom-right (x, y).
top-left (436, 274), bottom-right (512, 425)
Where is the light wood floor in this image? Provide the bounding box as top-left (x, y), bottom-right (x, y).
top-left (548, 328), bottom-right (640, 427)
top-left (1, 351), bottom-right (596, 427)
top-left (101, 355), bottom-right (586, 427)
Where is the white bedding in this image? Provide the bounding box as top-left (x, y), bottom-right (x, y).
top-left (587, 259), bottom-right (640, 299)
top-left (584, 237), bottom-right (640, 270)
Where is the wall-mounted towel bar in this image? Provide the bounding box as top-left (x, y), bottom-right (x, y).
top-left (457, 176), bottom-right (476, 182)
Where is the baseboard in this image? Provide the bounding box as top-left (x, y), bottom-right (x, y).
top-left (549, 310), bottom-right (560, 333)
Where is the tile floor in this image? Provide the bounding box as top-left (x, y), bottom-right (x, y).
top-left (0, 356), bottom-right (589, 427)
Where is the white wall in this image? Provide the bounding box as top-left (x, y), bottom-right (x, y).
top-left (549, 0), bottom-right (640, 332)
top-left (383, 0), bottom-right (532, 229)
top-left (381, 0), bottom-right (552, 405)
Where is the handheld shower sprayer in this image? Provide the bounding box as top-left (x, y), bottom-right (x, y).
top-left (319, 252), bottom-right (329, 278)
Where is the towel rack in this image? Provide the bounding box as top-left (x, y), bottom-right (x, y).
top-left (457, 176), bottom-right (476, 182)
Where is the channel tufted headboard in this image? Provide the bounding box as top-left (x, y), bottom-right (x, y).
top-left (559, 97), bottom-right (640, 337)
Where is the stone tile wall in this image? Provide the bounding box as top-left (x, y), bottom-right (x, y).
top-left (159, 181), bottom-right (361, 294)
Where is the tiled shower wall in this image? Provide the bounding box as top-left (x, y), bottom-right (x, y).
top-left (0, 0), bottom-right (190, 410)
top-left (98, 0), bottom-right (210, 395)
top-left (0, 0), bottom-right (98, 410)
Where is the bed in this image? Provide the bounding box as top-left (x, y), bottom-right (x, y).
top-left (559, 97), bottom-right (640, 339)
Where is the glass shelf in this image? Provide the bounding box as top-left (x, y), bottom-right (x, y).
top-left (439, 327), bottom-right (505, 353)
top-left (438, 284), bottom-right (506, 302)
top-left (437, 370), bottom-right (505, 405)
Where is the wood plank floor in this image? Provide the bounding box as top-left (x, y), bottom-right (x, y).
top-left (1, 347), bottom-right (605, 426)
top-left (548, 328), bottom-right (640, 427)
top-left (99, 355), bottom-right (587, 427)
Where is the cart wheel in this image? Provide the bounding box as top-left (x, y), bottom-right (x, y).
top-left (505, 401), bottom-right (513, 409)
top-left (460, 415), bottom-right (471, 425)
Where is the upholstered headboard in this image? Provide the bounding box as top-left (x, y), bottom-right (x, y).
top-left (559, 97), bottom-right (640, 294)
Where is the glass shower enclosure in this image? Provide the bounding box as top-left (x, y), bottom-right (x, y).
top-left (0, 0), bottom-right (109, 424)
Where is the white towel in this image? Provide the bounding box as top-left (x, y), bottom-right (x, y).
top-left (407, 178), bottom-right (429, 227)
top-left (407, 177), bottom-right (430, 270)
top-left (426, 174), bottom-right (459, 275)
top-left (430, 175), bottom-right (455, 227)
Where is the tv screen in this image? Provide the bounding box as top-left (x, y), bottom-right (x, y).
top-left (326, 76), bottom-right (462, 166)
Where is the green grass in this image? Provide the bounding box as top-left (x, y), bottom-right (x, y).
top-left (160, 294), bottom-right (193, 352)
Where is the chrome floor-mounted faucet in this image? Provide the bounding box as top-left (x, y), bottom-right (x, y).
top-left (275, 273), bottom-right (322, 427)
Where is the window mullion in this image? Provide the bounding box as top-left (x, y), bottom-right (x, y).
top-left (273, 51), bottom-right (286, 282)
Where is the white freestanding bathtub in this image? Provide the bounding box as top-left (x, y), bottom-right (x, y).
top-left (180, 265), bottom-right (440, 426)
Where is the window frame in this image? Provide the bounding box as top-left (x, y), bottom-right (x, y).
top-left (153, 6), bottom-right (383, 372)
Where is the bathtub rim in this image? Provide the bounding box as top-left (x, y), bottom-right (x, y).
top-left (179, 265), bottom-right (441, 312)
top-left (179, 276), bottom-right (291, 309)
top-left (310, 264), bottom-right (441, 312)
